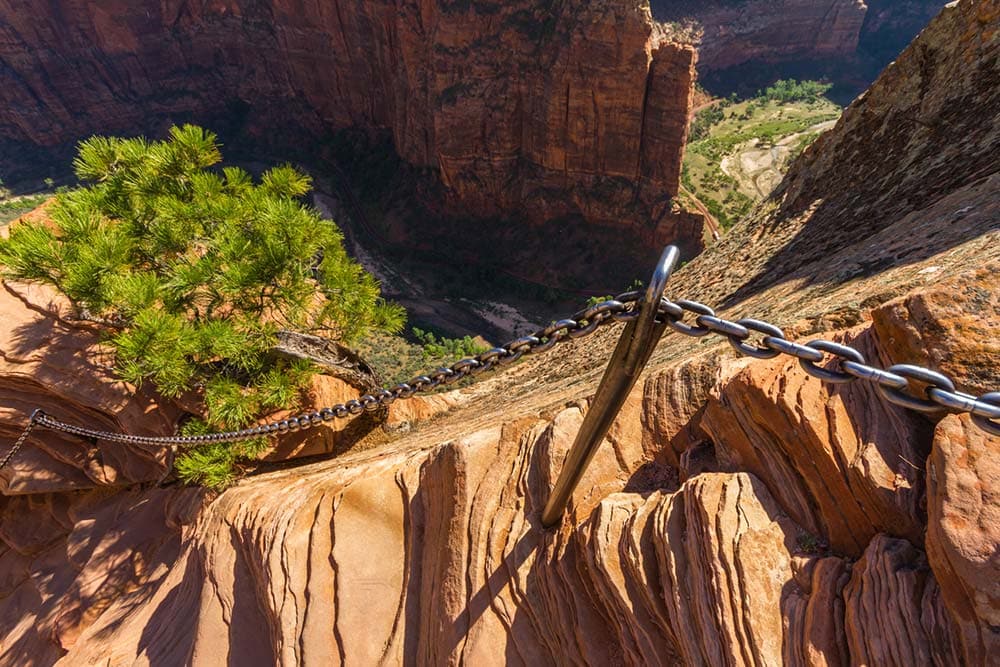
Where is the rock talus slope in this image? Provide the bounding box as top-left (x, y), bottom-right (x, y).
top-left (0, 0), bottom-right (998, 665)
top-left (0, 0), bottom-right (698, 244)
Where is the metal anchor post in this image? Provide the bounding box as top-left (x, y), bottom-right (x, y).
top-left (541, 245), bottom-right (679, 527)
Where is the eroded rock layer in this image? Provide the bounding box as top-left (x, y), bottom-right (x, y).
top-left (0, 1), bottom-right (997, 665)
top-left (0, 264), bottom-right (993, 665)
top-left (0, 0), bottom-right (697, 240)
top-left (650, 0), bottom-right (947, 90)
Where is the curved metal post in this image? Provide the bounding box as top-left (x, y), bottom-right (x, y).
top-left (541, 246), bottom-right (679, 527)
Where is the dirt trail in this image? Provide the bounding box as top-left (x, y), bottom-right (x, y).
top-left (679, 184), bottom-right (722, 240)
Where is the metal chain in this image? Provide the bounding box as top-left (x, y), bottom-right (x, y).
top-left (655, 298), bottom-right (1000, 436)
top-left (1, 292), bottom-right (645, 465)
top-left (3, 289), bottom-right (998, 473)
top-left (1, 410), bottom-right (41, 470)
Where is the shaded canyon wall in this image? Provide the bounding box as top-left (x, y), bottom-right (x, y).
top-left (0, 0), bottom-right (700, 246)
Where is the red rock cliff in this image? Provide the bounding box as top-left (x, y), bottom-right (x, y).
top-left (0, 0), bottom-right (697, 235)
top-left (650, 0), bottom-right (946, 74)
top-left (0, 1), bottom-right (997, 665)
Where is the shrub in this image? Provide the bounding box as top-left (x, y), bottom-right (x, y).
top-left (758, 79), bottom-right (832, 104)
top-left (0, 125), bottom-right (405, 487)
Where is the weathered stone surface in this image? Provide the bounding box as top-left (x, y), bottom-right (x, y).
top-left (0, 277), bottom-right (452, 491)
top-left (844, 534), bottom-right (963, 666)
top-left (0, 281), bottom-right (179, 494)
top-left (783, 556), bottom-right (851, 667)
top-left (700, 329), bottom-right (930, 556)
top-left (0, 2), bottom-right (996, 665)
top-left (652, 0), bottom-right (870, 71)
top-left (871, 265), bottom-right (1000, 395)
top-left (639, 350), bottom-right (720, 469)
top-left (0, 410), bottom-right (811, 666)
top-left (926, 414), bottom-right (1000, 664)
top-left (0, 0), bottom-right (699, 243)
top-left (674, 0), bottom-right (999, 309)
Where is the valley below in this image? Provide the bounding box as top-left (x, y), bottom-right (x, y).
top-left (0, 0), bottom-right (996, 665)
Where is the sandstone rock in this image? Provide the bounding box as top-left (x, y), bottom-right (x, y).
top-left (871, 264), bottom-right (1000, 395)
top-left (0, 2), bottom-right (995, 665)
top-left (0, 276), bottom-right (450, 490)
top-left (676, 0), bottom-right (1000, 307)
top-left (700, 327), bottom-right (929, 556)
top-left (653, 0), bottom-right (869, 71)
top-left (0, 282), bottom-right (179, 494)
top-left (651, 472), bottom-right (801, 665)
top-left (844, 534), bottom-right (962, 665)
top-left (926, 414), bottom-right (1000, 664)
top-left (639, 350), bottom-right (720, 469)
top-left (0, 0), bottom-right (700, 246)
top-left (782, 556), bottom-right (850, 667)
top-left (0, 410), bottom-right (818, 666)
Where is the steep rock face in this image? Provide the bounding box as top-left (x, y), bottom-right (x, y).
top-left (0, 0), bottom-right (697, 239)
top-left (652, 0), bottom-right (869, 71)
top-left (0, 1), bottom-right (997, 665)
top-left (926, 414), bottom-right (1000, 663)
top-left (650, 0), bottom-right (947, 83)
top-left (674, 0), bottom-right (999, 308)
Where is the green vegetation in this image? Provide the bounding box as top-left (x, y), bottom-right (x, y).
top-left (682, 80), bottom-right (840, 229)
top-left (0, 194), bottom-right (51, 225)
top-left (0, 125), bottom-right (404, 488)
top-left (759, 79), bottom-right (833, 104)
top-left (411, 328), bottom-right (488, 361)
top-left (354, 326), bottom-right (489, 388)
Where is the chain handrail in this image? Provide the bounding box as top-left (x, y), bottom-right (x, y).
top-left (3, 246), bottom-right (998, 482)
top-left (1, 291), bottom-right (646, 467)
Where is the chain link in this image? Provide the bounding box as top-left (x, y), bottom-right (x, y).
top-left (0, 292), bottom-right (643, 468)
top-left (3, 288), bottom-right (998, 473)
top-left (0, 409), bottom-right (40, 470)
top-left (655, 298), bottom-right (1000, 436)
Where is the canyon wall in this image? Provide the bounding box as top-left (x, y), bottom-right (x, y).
top-left (0, 1), bottom-right (997, 665)
top-left (0, 0), bottom-right (697, 241)
top-left (650, 0), bottom-right (948, 94)
top-left (651, 0), bottom-right (869, 71)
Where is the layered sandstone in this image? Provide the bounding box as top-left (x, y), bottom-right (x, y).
top-left (0, 1), bottom-right (997, 665)
top-left (650, 0), bottom-right (946, 77)
top-left (0, 279), bottom-right (451, 496)
top-left (0, 261), bottom-right (994, 664)
top-left (0, 0), bottom-right (697, 242)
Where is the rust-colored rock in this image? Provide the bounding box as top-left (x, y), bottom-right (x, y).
top-left (926, 414), bottom-right (1000, 664)
top-left (653, 0), bottom-right (869, 71)
top-left (700, 329), bottom-right (930, 556)
top-left (871, 265), bottom-right (1000, 395)
top-left (844, 534), bottom-right (963, 665)
top-left (0, 1), bottom-right (996, 665)
top-left (0, 281), bottom-right (179, 495)
top-left (0, 0), bottom-right (699, 245)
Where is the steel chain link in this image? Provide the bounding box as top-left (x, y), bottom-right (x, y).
top-left (655, 297), bottom-right (1000, 436)
top-left (3, 290), bottom-right (998, 471)
top-left (2, 292), bottom-right (644, 464)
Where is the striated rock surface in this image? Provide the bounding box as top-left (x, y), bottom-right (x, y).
top-left (926, 414), bottom-right (1000, 663)
top-left (650, 0), bottom-right (947, 89)
top-left (0, 1), bottom-right (997, 665)
top-left (0, 277), bottom-right (452, 494)
top-left (0, 281), bottom-right (178, 495)
top-left (652, 0), bottom-right (869, 71)
top-left (0, 0), bottom-right (698, 244)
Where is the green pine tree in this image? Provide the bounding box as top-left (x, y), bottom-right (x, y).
top-left (0, 125), bottom-right (405, 487)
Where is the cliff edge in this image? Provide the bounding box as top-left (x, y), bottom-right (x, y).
top-left (0, 1), bottom-right (997, 665)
